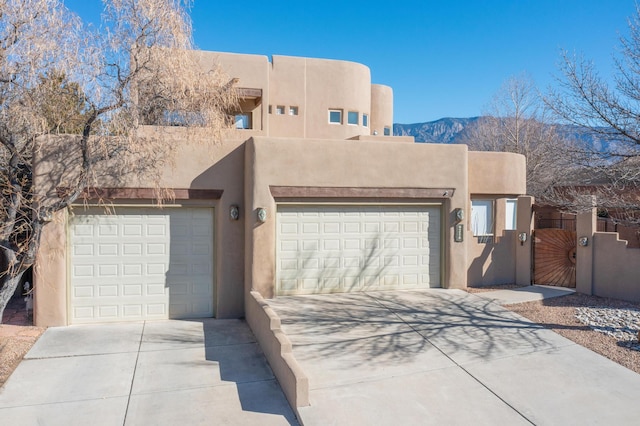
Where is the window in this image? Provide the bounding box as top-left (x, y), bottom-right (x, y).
top-left (471, 200), bottom-right (494, 236)
top-left (329, 109), bottom-right (342, 124)
top-left (383, 126), bottom-right (391, 136)
top-left (347, 111), bottom-right (358, 125)
top-left (363, 114), bottom-right (369, 127)
top-left (289, 106), bottom-right (299, 116)
top-left (235, 113), bottom-right (251, 129)
top-left (276, 105), bottom-right (285, 115)
top-left (505, 199), bottom-right (518, 231)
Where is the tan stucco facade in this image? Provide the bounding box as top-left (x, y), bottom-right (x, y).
top-left (33, 51), bottom-right (528, 330)
top-left (195, 51), bottom-right (394, 140)
top-left (34, 138), bottom-right (527, 326)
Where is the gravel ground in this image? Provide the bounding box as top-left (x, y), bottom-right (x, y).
top-left (467, 285), bottom-right (640, 375)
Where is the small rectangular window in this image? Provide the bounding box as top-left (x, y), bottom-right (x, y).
top-left (276, 105), bottom-right (285, 115)
top-left (471, 200), bottom-right (494, 236)
top-left (329, 109), bottom-right (342, 124)
top-left (268, 105), bottom-right (272, 114)
top-left (383, 126), bottom-right (391, 136)
top-left (363, 114), bottom-right (369, 127)
top-left (347, 111), bottom-right (358, 125)
top-left (235, 114), bottom-right (251, 129)
top-left (505, 199), bottom-right (518, 231)
top-left (289, 106), bottom-right (299, 116)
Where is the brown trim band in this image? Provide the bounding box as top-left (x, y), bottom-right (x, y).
top-left (237, 87), bottom-right (262, 99)
top-left (269, 186), bottom-right (455, 199)
top-left (57, 187), bottom-right (223, 200)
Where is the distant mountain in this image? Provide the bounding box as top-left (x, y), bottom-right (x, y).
top-left (394, 117), bottom-right (615, 151)
top-left (394, 117), bottom-right (479, 143)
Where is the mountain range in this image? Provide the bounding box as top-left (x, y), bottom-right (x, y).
top-left (394, 117), bottom-right (479, 143)
top-left (393, 117), bottom-right (611, 151)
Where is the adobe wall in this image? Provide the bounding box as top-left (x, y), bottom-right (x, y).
top-left (592, 233), bottom-right (640, 302)
top-left (370, 84), bottom-right (393, 136)
top-left (466, 152), bottom-right (527, 287)
top-left (467, 198), bottom-right (518, 287)
top-left (244, 137), bottom-right (472, 299)
top-left (33, 134), bottom-right (246, 325)
top-left (196, 51), bottom-right (271, 136)
top-left (274, 56), bottom-right (372, 139)
top-left (199, 51), bottom-right (389, 141)
top-left (468, 151), bottom-right (527, 195)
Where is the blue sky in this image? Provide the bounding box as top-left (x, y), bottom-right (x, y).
top-left (64, 0), bottom-right (636, 124)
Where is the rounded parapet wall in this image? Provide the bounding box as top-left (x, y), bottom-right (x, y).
top-left (468, 151), bottom-right (527, 195)
top-left (370, 84), bottom-right (393, 137)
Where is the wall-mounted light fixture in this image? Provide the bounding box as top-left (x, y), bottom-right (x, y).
top-left (454, 208), bottom-right (464, 222)
top-left (579, 236), bottom-right (589, 247)
top-left (518, 232), bottom-right (528, 246)
top-left (229, 204), bottom-right (240, 221)
top-left (257, 208), bottom-right (267, 223)
top-left (373, 130), bottom-right (378, 135)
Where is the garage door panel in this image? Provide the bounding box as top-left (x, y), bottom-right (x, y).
top-left (69, 207), bottom-right (214, 324)
top-left (276, 205), bottom-right (441, 295)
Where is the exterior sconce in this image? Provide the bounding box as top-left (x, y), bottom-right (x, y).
top-left (257, 208), bottom-right (267, 223)
top-left (579, 236), bottom-right (589, 247)
top-left (454, 208), bottom-right (464, 222)
top-left (229, 204), bottom-right (240, 221)
top-left (518, 232), bottom-right (528, 246)
top-left (373, 130), bottom-right (378, 135)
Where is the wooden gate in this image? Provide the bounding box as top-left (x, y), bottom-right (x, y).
top-left (533, 229), bottom-right (576, 288)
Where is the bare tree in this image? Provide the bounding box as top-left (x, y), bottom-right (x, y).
top-left (459, 74), bottom-right (574, 198)
top-left (0, 0), bottom-right (238, 321)
top-left (544, 5), bottom-right (640, 222)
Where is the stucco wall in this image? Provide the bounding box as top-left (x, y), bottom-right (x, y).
top-left (468, 151), bottom-right (527, 195)
top-left (467, 198), bottom-right (518, 287)
top-left (592, 233), bottom-right (640, 302)
top-left (33, 134), bottom-right (246, 325)
top-left (370, 84), bottom-right (393, 136)
top-left (196, 51), bottom-right (270, 137)
top-left (198, 51), bottom-right (390, 141)
top-left (33, 132), bottom-right (528, 325)
top-left (465, 152), bottom-right (526, 287)
top-left (296, 56), bottom-right (372, 140)
top-left (244, 137), bottom-right (472, 298)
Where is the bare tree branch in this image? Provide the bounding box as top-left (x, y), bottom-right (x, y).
top-left (0, 0), bottom-right (239, 321)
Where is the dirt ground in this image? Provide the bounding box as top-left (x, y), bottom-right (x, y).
top-left (1, 286), bottom-right (639, 388)
top-left (0, 325), bottom-right (45, 387)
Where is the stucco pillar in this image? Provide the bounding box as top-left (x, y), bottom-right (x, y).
top-left (576, 202), bottom-right (597, 295)
top-left (34, 211), bottom-right (68, 326)
top-left (515, 196), bottom-right (534, 286)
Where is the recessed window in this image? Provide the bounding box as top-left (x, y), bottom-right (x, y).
top-left (383, 126), bottom-right (391, 136)
top-left (289, 106), bottom-right (299, 116)
top-left (329, 109), bottom-right (342, 124)
top-left (505, 199), bottom-right (518, 231)
top-left (276, 105), bottom-right (285, 115)
top-left (363, 114), bottom-right (369, 127)
top-left (471, 200), bottom-right (494, 236)
top-left (347, 111), bottom-right (358, 125)
top-left (235, 113), bottom-right (251, 129)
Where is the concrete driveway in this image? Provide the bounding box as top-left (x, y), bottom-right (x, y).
top-left (267, 289), bottom-right (640, 425)
top-left (0, 319), bottom-right (298, 426)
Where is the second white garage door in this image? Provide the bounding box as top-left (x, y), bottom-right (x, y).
top-left (276, 205), bottom-right (441, 295)
top-left (69, 207), bottom-right (214, 324)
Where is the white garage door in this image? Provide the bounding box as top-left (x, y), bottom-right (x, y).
top-left (69, 207), bottom-right (214, 324)
top-left (276, 205), bottom-right (441, 295)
